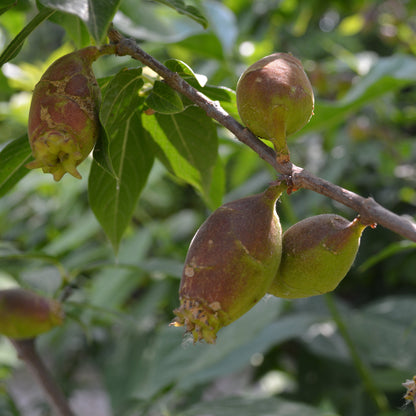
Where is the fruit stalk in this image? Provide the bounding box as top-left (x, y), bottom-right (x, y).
top-left (11, 338), bottom-right (75, 416)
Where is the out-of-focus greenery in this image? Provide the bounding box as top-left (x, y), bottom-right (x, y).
top-left (0, 1), bottom-right (415, 415)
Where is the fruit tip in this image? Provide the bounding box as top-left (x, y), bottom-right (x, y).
top-left (353, 215), bottom-right (377, 230)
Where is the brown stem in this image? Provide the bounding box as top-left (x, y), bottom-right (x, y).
top-left (10, 338), bottom-right (74, 416)
top-left (109, 29), bottom-right (416, 243)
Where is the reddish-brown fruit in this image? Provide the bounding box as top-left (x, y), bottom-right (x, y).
top-left (171, 182), bottom-right (285, 343)
top-left (236, 53), bottom-right (314, 163)
top-left (268, 215), bottom-right (367, 298)
top-left (26, 45), bottom-right (115, 181)
top-left (0, 289), bottom-right (64, 339)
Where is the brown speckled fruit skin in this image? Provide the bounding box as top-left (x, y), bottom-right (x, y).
top-left (172, 182), bottom-right (285, 343)
top-left (236, 53), bottom-right (314, 162)
top-left (0, 289), bottom-right (64, 339)
top-left (26, 46), bottom-right (112, 181)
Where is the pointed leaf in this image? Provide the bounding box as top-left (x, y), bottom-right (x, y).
top-left (165, 59), bottom-right (207, 86)
top-left (302, 54), bottom-right (416, 135)
top-left (92, 124), bottom-right (116, 177)
top-left (89, 68), bottom-right (154, 251)
top-left (39, 0), bottom-right (121, 43)
top-left (93, 67), bottom-right (144, 175)
top-left (0, 1), bottom-right (17, 16)
top-left (153, 0), bottom-right (208, 28)
top-left (89, 113), bottom-right (154, 251)
top-left (0, 135), bottom-right (32, 198)
top-left (48, 10), bottom-right (90, 48)
top-left (146, 80), bottom-right (184, 114)
top-left (100, 68), bottom-right (144, 130)
top-left (142, 106), bottom-right (218, 205)
top-left (0, 8), bottom-right (56, 67)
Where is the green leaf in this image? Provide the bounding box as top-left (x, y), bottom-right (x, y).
top-left (302, 54), bottom-right (416, 135)
top-left (38, 0), bottom-right (121, 43)
top-left (0, 7), bottom-right (55, 67)
top-left (93, 67), bottom-right (144, 176)
top-left (89, 68), bottom-right (154, 251)
top-left (99, 68), bottom-right (144, 130)
top-left (43, 212), bottom-right (101, 256)
top-left (0, 0), bottom-right (17, 16)
top-left (48, 9), bottom-right (90, 48)
top-left (153, 0), bottom-right (208, 28)
top-left (0, 135), bottom-right (32, 198)
top-left (89, 114), bottom-right (154, 252)
top-left (174, 32), bottom-right (224, 60)
top-left (359, 240), bottom-right (416, 272)
top-left (346, 309), bottom-right (416, 370)
top-left (92, 124), bottom-right (115, 178)
top-left (146, 80), bottom-right (185, 114)
top-left (142, 106), bottom-right (219, 207)
top-left (202, 0), bottom-right (237, 55)
top-left (165, 59), bottom-right (207, 86)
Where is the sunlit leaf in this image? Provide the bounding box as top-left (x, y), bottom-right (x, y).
top-left (0, 8), bottom-right (55, 66)
top-left (0, 0), bottom-right (17, 16)
top-left (146, 80), bottom-right (184, 114)
top-left (153, 0), bottom-right (208, 28)
top-left (165, 58), bottom-right (207, 86)
top-left (142, 106), bottom-right (219, 207)
top-left (302, 54), bottom-right (416, 135)
top-left (89, 68), bottom-right (154, 251)
top-left (39, 0), bottom-right (121, 43)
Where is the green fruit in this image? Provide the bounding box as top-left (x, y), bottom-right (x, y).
top-left (0, 289), bottom-right (64, 339)
top-left (268, 214), bottom-right (367, 298)
top-left (26, 45), bottom-right (115, 181)
top-left (171, 182), bottom-right (285, 343)
top-left (236, 53), bottom-right (314, 163)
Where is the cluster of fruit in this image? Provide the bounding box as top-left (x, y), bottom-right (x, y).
top-left (171, 182), bottom-right (367, 343)
top-left (171, 54), bottom-right (368, 343)
top-left (1, 49), bottom-right (367, 343)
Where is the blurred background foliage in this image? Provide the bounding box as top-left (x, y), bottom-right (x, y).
top-left (0, 0), bottom-right (416, 415)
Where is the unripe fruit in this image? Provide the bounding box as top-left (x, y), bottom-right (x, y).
top-left (0, 289), bottom-right (64, 339)
top-left (171, 182), bottom-right (285, 343)
top-left (268, 214), bottom-right (367, 299)
top-left (236, 53), bottom-right (314, 163)
top-left (26, 45), bottom-right (115, 181)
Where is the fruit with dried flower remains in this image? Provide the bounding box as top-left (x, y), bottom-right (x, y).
top-left (171, 182), bottom-right (286, 343)
top-left (26, 45), bottom-right (115, 181)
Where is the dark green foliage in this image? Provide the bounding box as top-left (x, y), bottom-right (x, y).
top-left (0, 0), bottom-right (415, 415)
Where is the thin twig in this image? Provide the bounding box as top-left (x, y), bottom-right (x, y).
top-left (11, 338), bottom-right (74, 416)
top-left (109, 29), bottom-right (416, 243)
